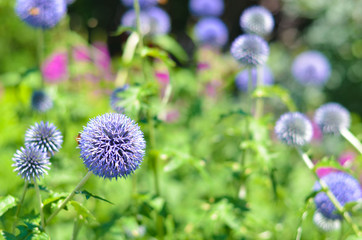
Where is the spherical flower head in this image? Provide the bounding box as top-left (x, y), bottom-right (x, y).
top-left (79, 113), bottom-right (146, 179)
top-left (146, 7), bottom-right (171, 35)
top-left (314, 172), bottom-right (362, 220)
top-left (189, 0), bottom-right (224, 17)
top-left (314, 103), bottom-right (350, 134)
top-left (31, 90), bottom-right (53, 112)
top-left (41, 51), bottom-right (68, 83)
top-left (12, 146), bottom-right (51, 182)
top-left (313, 210), bottom-right (341, 231)
top-left (235, 65), bottom-right (274, 92)
top-left (240, 6), bottom-right (274, 36)
top-left (121, 9), bottom-right (151, 35)
top-left (25, 121), bottom-right (63, 156)
top-left (121, 0), bottom-right (158, 9)
top-left (110, 85), bottom-right (129, 113)
top-left (15, 0), bottom-right (67, 29)
top-left (194, 17), bottom-right (228, 48)
top-left (292, 51), bottom-right (331, 86)
top-left (275, 112), bottom-right (313, 146)
top-left (230, 34), bottom-right (269, 67)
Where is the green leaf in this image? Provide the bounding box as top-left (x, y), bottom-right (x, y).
top-left (0, 195), bottom-right (17, 217)
top-left (1, 231), bottom-right (17, 240)
top-left (252, 85), bottom-right (297, 111)
top-left (42, 194), bottom-right (68, 207)
top-left (75, 190), bottom-right (113, 205)
top-left (141, 47), bottom-right (175, 67)
top-left (217, 109), bottom-right (248, 123)
top-left (122, 32), bottom-right (140, 65)
top-left (69, 201), bottom-right (96, 221)
top-left (304, 190), bottom-right (321, 202)
top-left (313, 156), bottom-right (347, 173)
top-left (110, 26), bottom-right (135, 36)
top-left (152, 35), bottom-right (188, 63)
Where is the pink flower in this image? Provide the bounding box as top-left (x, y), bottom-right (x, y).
top-left (155, 71), bottom-right (170, 98)
top-left (73, 45), bottom-right (91, 61)
top-left (41, 52), bottom-right (68, 83)
top-left (204, 79), bottom-right (222, 98)
top-left (338, 151), bottom-right (356, 166)
top-left (316, 167), bottom-right (338, 178)
top-left (197, 62), bottom-right (210, 71)
top-left (312, 121), bottom-right (322, 141)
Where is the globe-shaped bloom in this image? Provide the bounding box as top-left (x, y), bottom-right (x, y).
top-left (31, 90), bottom-right (53, 112)
top-left (110, 85), bottom-right (129, 113)
top-left (121, 9), bottom-right (151, 35)
top-left (25, 121), bottom-right (63, 156)
top-left (78, 113), bottom-right (146, 179)
top-left (292, 51), bottom-right (331, 86)
top-left (230, 34), bottom-right (269, 66)
top-left (313, 210), bottom-right (341, 231)
top-left (194, 17), bottom-right (228, 48)
top-left (314, 172), bottom-right (362, 221)
top-left (147, 7), bottom-right (171, 35)
top-left (235, 65), bottom-right (274, 92)
top-left (275, 112), bottom-right (313, 146)
top-left (15, 0), bottom-right (67, 29)
top-left (12, 146), bottom-right (51, 182)
top-left (189, 0), bottom-right (224, 17)
top-left (314, 103), bottom-right (350, 134)
top-left (240, 6), bottom-right (274, 36)
top-left (121, 0), bottom-right (158, 9)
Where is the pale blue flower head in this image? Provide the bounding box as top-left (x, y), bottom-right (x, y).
top-left (31, 90), bottom-right (53, 112)
top-left (314, 103), bottom-right (350, 134)
top-left (110, 85), bottom-right (129, 113)
top-left (121, 0), bottom-right (158, 9)
top-left (147, 7), bottom-right (171, 35)
top-left (240, 6), bottom-right (274, 36)
top-left (194, 17), bottom-right (228, 48)
top-left (189, 0), bottom-right (224, 17)
top-left (235, 65), bottom-right (274, 92)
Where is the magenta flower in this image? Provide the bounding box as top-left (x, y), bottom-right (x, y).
top-left (338, 152), bottom-right (356, 166)
top-left (155, 71), bottom-right (170, 98)
top-left (41, 52), bottom-right (68, 83)
top-left (197, 62), bottom-right (210, 71)
top-left (73, 45), bottom-right (91, 61)
top-left (316, 167), bottom-right (338, 178)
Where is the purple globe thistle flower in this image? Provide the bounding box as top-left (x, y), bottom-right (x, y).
top-left (275, 112), bottom-right (313, 146)
top-left (15, 0), bottom-right (67, 29)
top-left (189, 0), bottom-right (224, 17)
top-left (230, 34), bottom-right (269, 67)
top-left (314, 103), bottom-right (350, 135)
top-left (121, 9), bottom-right (151, 35)
top-left (240, 6), bottom-right (274, 36)
top-left (194, 17), bottom-right (228, 48)
top-left (25, 121), bottom-right (63, 156)
top-left (78, 113), bottom-right (146, 179)
top-left (313, 210), bottom-right (341, 231)
top-left (121, 0), bottom-right (158, 9)
top-left (235, 65), bottom-right (274, 92)
top-left (313, 172), bottom-right (362, 222)
top-left (31, 90), bottom-right (53, 112)
top-left (292, 51), bottom-right (331, 86)
top-left (110, 85), bottom-right (129, 113)
top-left (147, 7), bottom-right (171, 35)
top-left (12, 146), bottom-right (51, 182)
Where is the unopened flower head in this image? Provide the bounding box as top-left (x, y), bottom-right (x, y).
top-left (314, 103), bottom-right (350, 134)
top-left (79, 113), bottom-right (146, 179)
top-left (275, 112), bottom-right (313, 146)
top-left (110, 85), bottom-right (129, 113)
top-left (12, 146), bottom-right (51, 182)
top-left (314, 172), bottom-right (362, 220)
top-left (15, 0), bottom-right (66, 29)
top-left (194, 17), bottom-right (228, 48)
top-left (121, 9), bottom-right (151, 35)
top-left (121, 0), bottom-right (158, 9)
top-left (235, 65), bottom-right (274, 92)
top-left (292, 51), bottom-right (331, 86)
top-left (31, 90), bottom-right (53, 112)
top-left (240, 6), bottom-right (274, 36)
top-left (147, 7), bottom-right (171, 35)
top-left (189, 0), bottom-right (224, 17)
top-left (230, 34), bottom-right (269, 66)
top-left (25, 121), bottom-right (63, 156)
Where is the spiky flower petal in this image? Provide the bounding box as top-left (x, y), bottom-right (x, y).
top-left (12, 146), bottom-right (51, 182)
top-left (194, 17), bottom-right (228, 48)
top-left (230, 34), bottom-right (269, 66)
top-left (25, 121), bottom-right (63, 156)
top-left (240, 6), bottom-right (274, 36)
top-left (189, 0), bottom-right (224, 17)
top-left (275, 112), bottom-right (313, 146)
top-left (79, 113), bottom-right (146, 179)
top-left (31, 90), bottom-right (53, 112)
top-left (110, 85), bottom-right (129, 113)
top-left (313, 211), bottom-right (341, 231)
top-left (314, 103), bottom-right (350, 134)
top-left (235, 65), bottom-right (274, 92)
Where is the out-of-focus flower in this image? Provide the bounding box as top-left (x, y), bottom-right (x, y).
top-left (121, 9), bottom-right (151, 35)
top-left (15, 0), bottom-right (66, 29)
top-left (338, 151), bottom-right (356, 166)
top-left (189, 0), bottom-right (224, 17)
top-left (292, 51), bottom-right (331, 86)
top-left (197, 62), bottom-right (210, 71)
top-left (205, 79), bottom-right (222, 98)
top-left (147, 7), bottom-right (171, 35)
top-left (275, 112), bottom-right (313, 146)
top-left (110, 85), bottom-right (129, 113)
top-left (12, 146), bottom-right (51, 182)
top-left (121, 0), bottom-right (157, 9)
top-left (230, 34), bottom-right (269, 67)
top-left (235, 65), bottom-right (273, 92)
top-left (194, 17), bottom-right (228, 48)
top-left (31, 90), bottom-right (53, 112)
top-left (316, 167), bottom-right (338, 178)
top-left (79, 113), bottom-right (146, 179)
top-left (314, 103), bottom-right (350, 135)
top-left (42, 52), bottom-right (68, 83)
top-left (25, 121), bottom-right (63, 156)
top-left (240, 6), bottom-right (274, 36)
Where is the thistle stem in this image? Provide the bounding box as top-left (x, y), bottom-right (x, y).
top-left (37, 29), bottom-right (44, 88)
top-left (254, 65), bottom-right (264, 119)
top-left (45, 171), bottom-right (92, 226)
top-left (33, 177), bottom-right (44, 230)
top-left (340, 128), bottom-right (362, 155)
top-left (12, 182), bottom-right (29, 233)
top-left (296, 147), bottom-right (361, 236)
top-left (71, 218), bottom-right (82, 240)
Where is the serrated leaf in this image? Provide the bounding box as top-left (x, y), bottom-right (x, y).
top-left (0, 195), bottom-right (17, 217)
top-left (69, 201), bottom-right (96, 221)
top-left (42, 194), bottom-right (68, 207)
top-left (217, 109), bottom-right (248, 123)
top-left (141, 47), bottom-right (175, 67)
top-left (75, 190), bottom-right (113, 205)
top-left (252, 85), bottom-right (297, 111)
top-left (1, 231), bottom-right (17, 240)
top-left (152, 35), bottom-right (188, 63)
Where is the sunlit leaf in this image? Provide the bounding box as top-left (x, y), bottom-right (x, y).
top-left (0, 195), bottom-right (17, 217)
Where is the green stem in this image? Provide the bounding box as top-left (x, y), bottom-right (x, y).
top-left (12, 182), bottom-right (29, 233)
top-left (295, 198), bottom-right (312, 240)
top-left (340, 128), bottom-right (362, 155)
top-left (71, 218), bottom-right (82, 240)
top-left (296, 147), bottom-right (361, 236)
top-left (33, 177), bottom-right (44, 230)
top-left (254, 66), bottom-right (264, 119)
top-left (37, 29), bottom-right (44, 88)
top-left (45, 172), bottom-right (92, 226)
